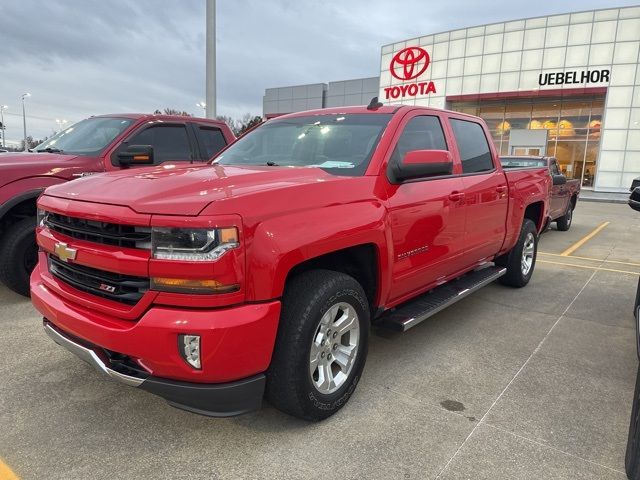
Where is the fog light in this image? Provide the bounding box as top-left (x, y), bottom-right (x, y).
top-left (179, 334), bottom-right (201, 369)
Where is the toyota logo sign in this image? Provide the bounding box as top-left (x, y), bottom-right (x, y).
top-left (390, 46), bottom-right (430, 81)
top-left (384, 46), bottom-right (436, 100)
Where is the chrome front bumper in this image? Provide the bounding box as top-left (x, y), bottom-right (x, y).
top-left (43, 321), bottom-right (145, 387)
top-left (43, 319), bottom-right (266, 416)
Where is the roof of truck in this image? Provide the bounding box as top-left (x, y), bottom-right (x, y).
top-left (90, 113), bottom-right (228, 125)
top-left (274, 104), bottom-right (484, 122)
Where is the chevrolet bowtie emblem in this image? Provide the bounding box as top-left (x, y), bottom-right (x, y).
top-left (54, 242), bottom-right (77, 263)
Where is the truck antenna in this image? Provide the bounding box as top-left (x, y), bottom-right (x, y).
top-left (367, 97), bottom-right (384, 110)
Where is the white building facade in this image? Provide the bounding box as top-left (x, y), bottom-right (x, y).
top-left (379, 6), bottom-right (640, 192)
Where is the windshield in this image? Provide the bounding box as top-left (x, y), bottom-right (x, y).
top-left (34, 117), bottom-right (133, 155)
top-left (500, 156), bottom-right (547, 168)
top-left (214, 114), bottom-right (392, 176)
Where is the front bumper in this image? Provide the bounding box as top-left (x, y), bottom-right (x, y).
top-left (44, 320), bottom-right (265, 416)
top-left (32, 265), bottom-right (281, 416)
top-left (32, 265), bottom-right (281, 383)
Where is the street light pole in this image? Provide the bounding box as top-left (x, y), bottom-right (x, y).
top-left (21, 93), bottom-right (31, 151)
top-left (196, 102), bottom-right (207, 116)
top-left (205, 0), bottom-right (216, 119)
top-left (0, 105), bottom-right (7, 148)
top-left (55, 119), bottom-right (68, 132)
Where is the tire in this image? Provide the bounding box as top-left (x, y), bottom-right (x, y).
top-left (496, 219), bottom-right (538, 288)
top-left (0, 217), bottom-right (38, 297)
top-left (266, 269), bottom-right (370, 421)
top-left (626, 364), bottom-right (640, 480)
top-left (556, 203), bottom-right (574, 231)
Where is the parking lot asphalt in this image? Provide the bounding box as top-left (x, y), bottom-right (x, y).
top-left (1, 200), bottom-right (639, 480)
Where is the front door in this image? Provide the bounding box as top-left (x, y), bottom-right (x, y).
top-left (385, 114), bottom-right (467, 303)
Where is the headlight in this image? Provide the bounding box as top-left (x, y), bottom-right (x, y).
top-left (37, 208), bottom-right (49, 227)
top-left (151, 227), bottom-right (239, 261)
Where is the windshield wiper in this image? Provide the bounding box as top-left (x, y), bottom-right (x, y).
top-left (265, 161), bottom-right (279, 166)
top-left (37, 147), bottom-right (64, 153)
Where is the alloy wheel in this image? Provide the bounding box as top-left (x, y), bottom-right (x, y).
top-left (309, 302), bottom-right (360, 394)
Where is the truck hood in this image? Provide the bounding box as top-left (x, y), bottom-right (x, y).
top-left (43, 163), bottom-right (352, 216)
top-left (0, 152), bottom-right (91, 188)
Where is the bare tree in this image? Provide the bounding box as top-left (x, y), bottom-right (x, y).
top-left (154, 108), bottom-right (192, 117)
top-left (20, 136), bottom-right (47, 151)
top-left (237, 115), bottom-right (263, 136)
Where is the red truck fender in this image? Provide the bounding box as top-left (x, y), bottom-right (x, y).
top-left (244, 201), bottom-right (391, 307)
top-left (0, 176), bottom-right (68, 221)
top-left (496, 168), bottom-right (551, 257)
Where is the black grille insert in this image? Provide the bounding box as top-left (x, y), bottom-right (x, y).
top-left (45, 213), bottom-right (150, 249)
top-left (49, 256), bottom-right (149, 305)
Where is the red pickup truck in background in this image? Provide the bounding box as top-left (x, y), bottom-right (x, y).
top-left (500, 155), bottom-right (580, 231)
top-left (32, 104), bottom-right (550, 421)
top-left (0, 114), bottom-right (235, 296)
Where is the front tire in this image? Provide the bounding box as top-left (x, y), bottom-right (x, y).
top-left (0, 217), bottom-right (38, 297)
top-left (266, 270), bottom-right (370, 421)
top-left (626, 364), bottom-right (640, 480)
top-left (556, 204), bottom-right (574, 231)
top-left (496, 219), bottom-right (538, 288)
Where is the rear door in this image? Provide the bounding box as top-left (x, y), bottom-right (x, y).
top-left (448, 117), bottom-right (509, 264)
top-left (191, 124), bottom-right (229, 161)
top-left (385, 112), bottom-right (467, 303)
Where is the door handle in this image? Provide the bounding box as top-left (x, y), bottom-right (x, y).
top-left (448, 192), bottom-right (465, 202)
top-left (496, 185), bottom-right (508, 194)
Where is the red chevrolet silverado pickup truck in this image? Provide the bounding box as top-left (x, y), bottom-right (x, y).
top-left (31, 104), bottom-right (551, 420)
top-left (0, 113), bottom-right (235, 296)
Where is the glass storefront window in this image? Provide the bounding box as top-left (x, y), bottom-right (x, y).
top-left (504, 102), bottom-right (532, 130)
top-left (546, 137), bottom-right (557, 157)
top-left (480, 103), bottom-right (506, 153)
top-left (450, 94), bottom-right (605, 189)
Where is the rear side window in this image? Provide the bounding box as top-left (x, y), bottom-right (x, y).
top-left (198, 126), bottom-right (227, 159)
top-left (391, 115), bottom-right (447, 163)
top-left (126, 125), bottom-right (192, 164)
top-left (450, 119), bottom-right (494, 174)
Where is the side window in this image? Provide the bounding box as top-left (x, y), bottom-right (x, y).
top-left (450, 119), bottom-right (494, 174)
top-left (391, 115), bottom-right (447, 163)
top-left (126, 125), bottom-right (192, 164)
top-left (198, 126), bottom-right (227, 159)
top-left (550, 159), bottom-right (560, 175)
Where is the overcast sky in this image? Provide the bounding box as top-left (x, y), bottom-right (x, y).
top-left (1, 0), bottom-right (638, 145)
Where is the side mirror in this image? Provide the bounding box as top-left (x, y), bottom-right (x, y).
top-left (117, 145), bottom-right (154, 167)
top-left (552, 174), bottom-right (567, 186)
top-left (390, 150), bottom-right (453, 183)
top-left (630, 187), bottom-right (640, 213)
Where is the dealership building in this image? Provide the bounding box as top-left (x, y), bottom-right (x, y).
top-left (263, 5), bottom-right (640, 192)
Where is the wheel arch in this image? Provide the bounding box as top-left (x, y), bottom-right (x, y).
top-left (523, 200), bottom-right (545, 233)
top-left (0, 189), bottom-right (42, 239)
top-left (570, 194), bottom-right (578, 210)
top-left (284, 244), bottom-right (381, 314)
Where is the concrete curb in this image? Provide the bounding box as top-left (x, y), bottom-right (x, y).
top-left (580, 197), bottom-right (628, 204)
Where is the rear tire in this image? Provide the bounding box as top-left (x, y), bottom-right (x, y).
top-left (556, 204), bottom-right (573, 231)
top-left (626, 364), bottom-right (640, 480)
top-left (0, 217), bottom-right (38, 297)
top-left (496, 219), bottom-right (538, 288)
top-left (266, 270), bottom-right (370, 421)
